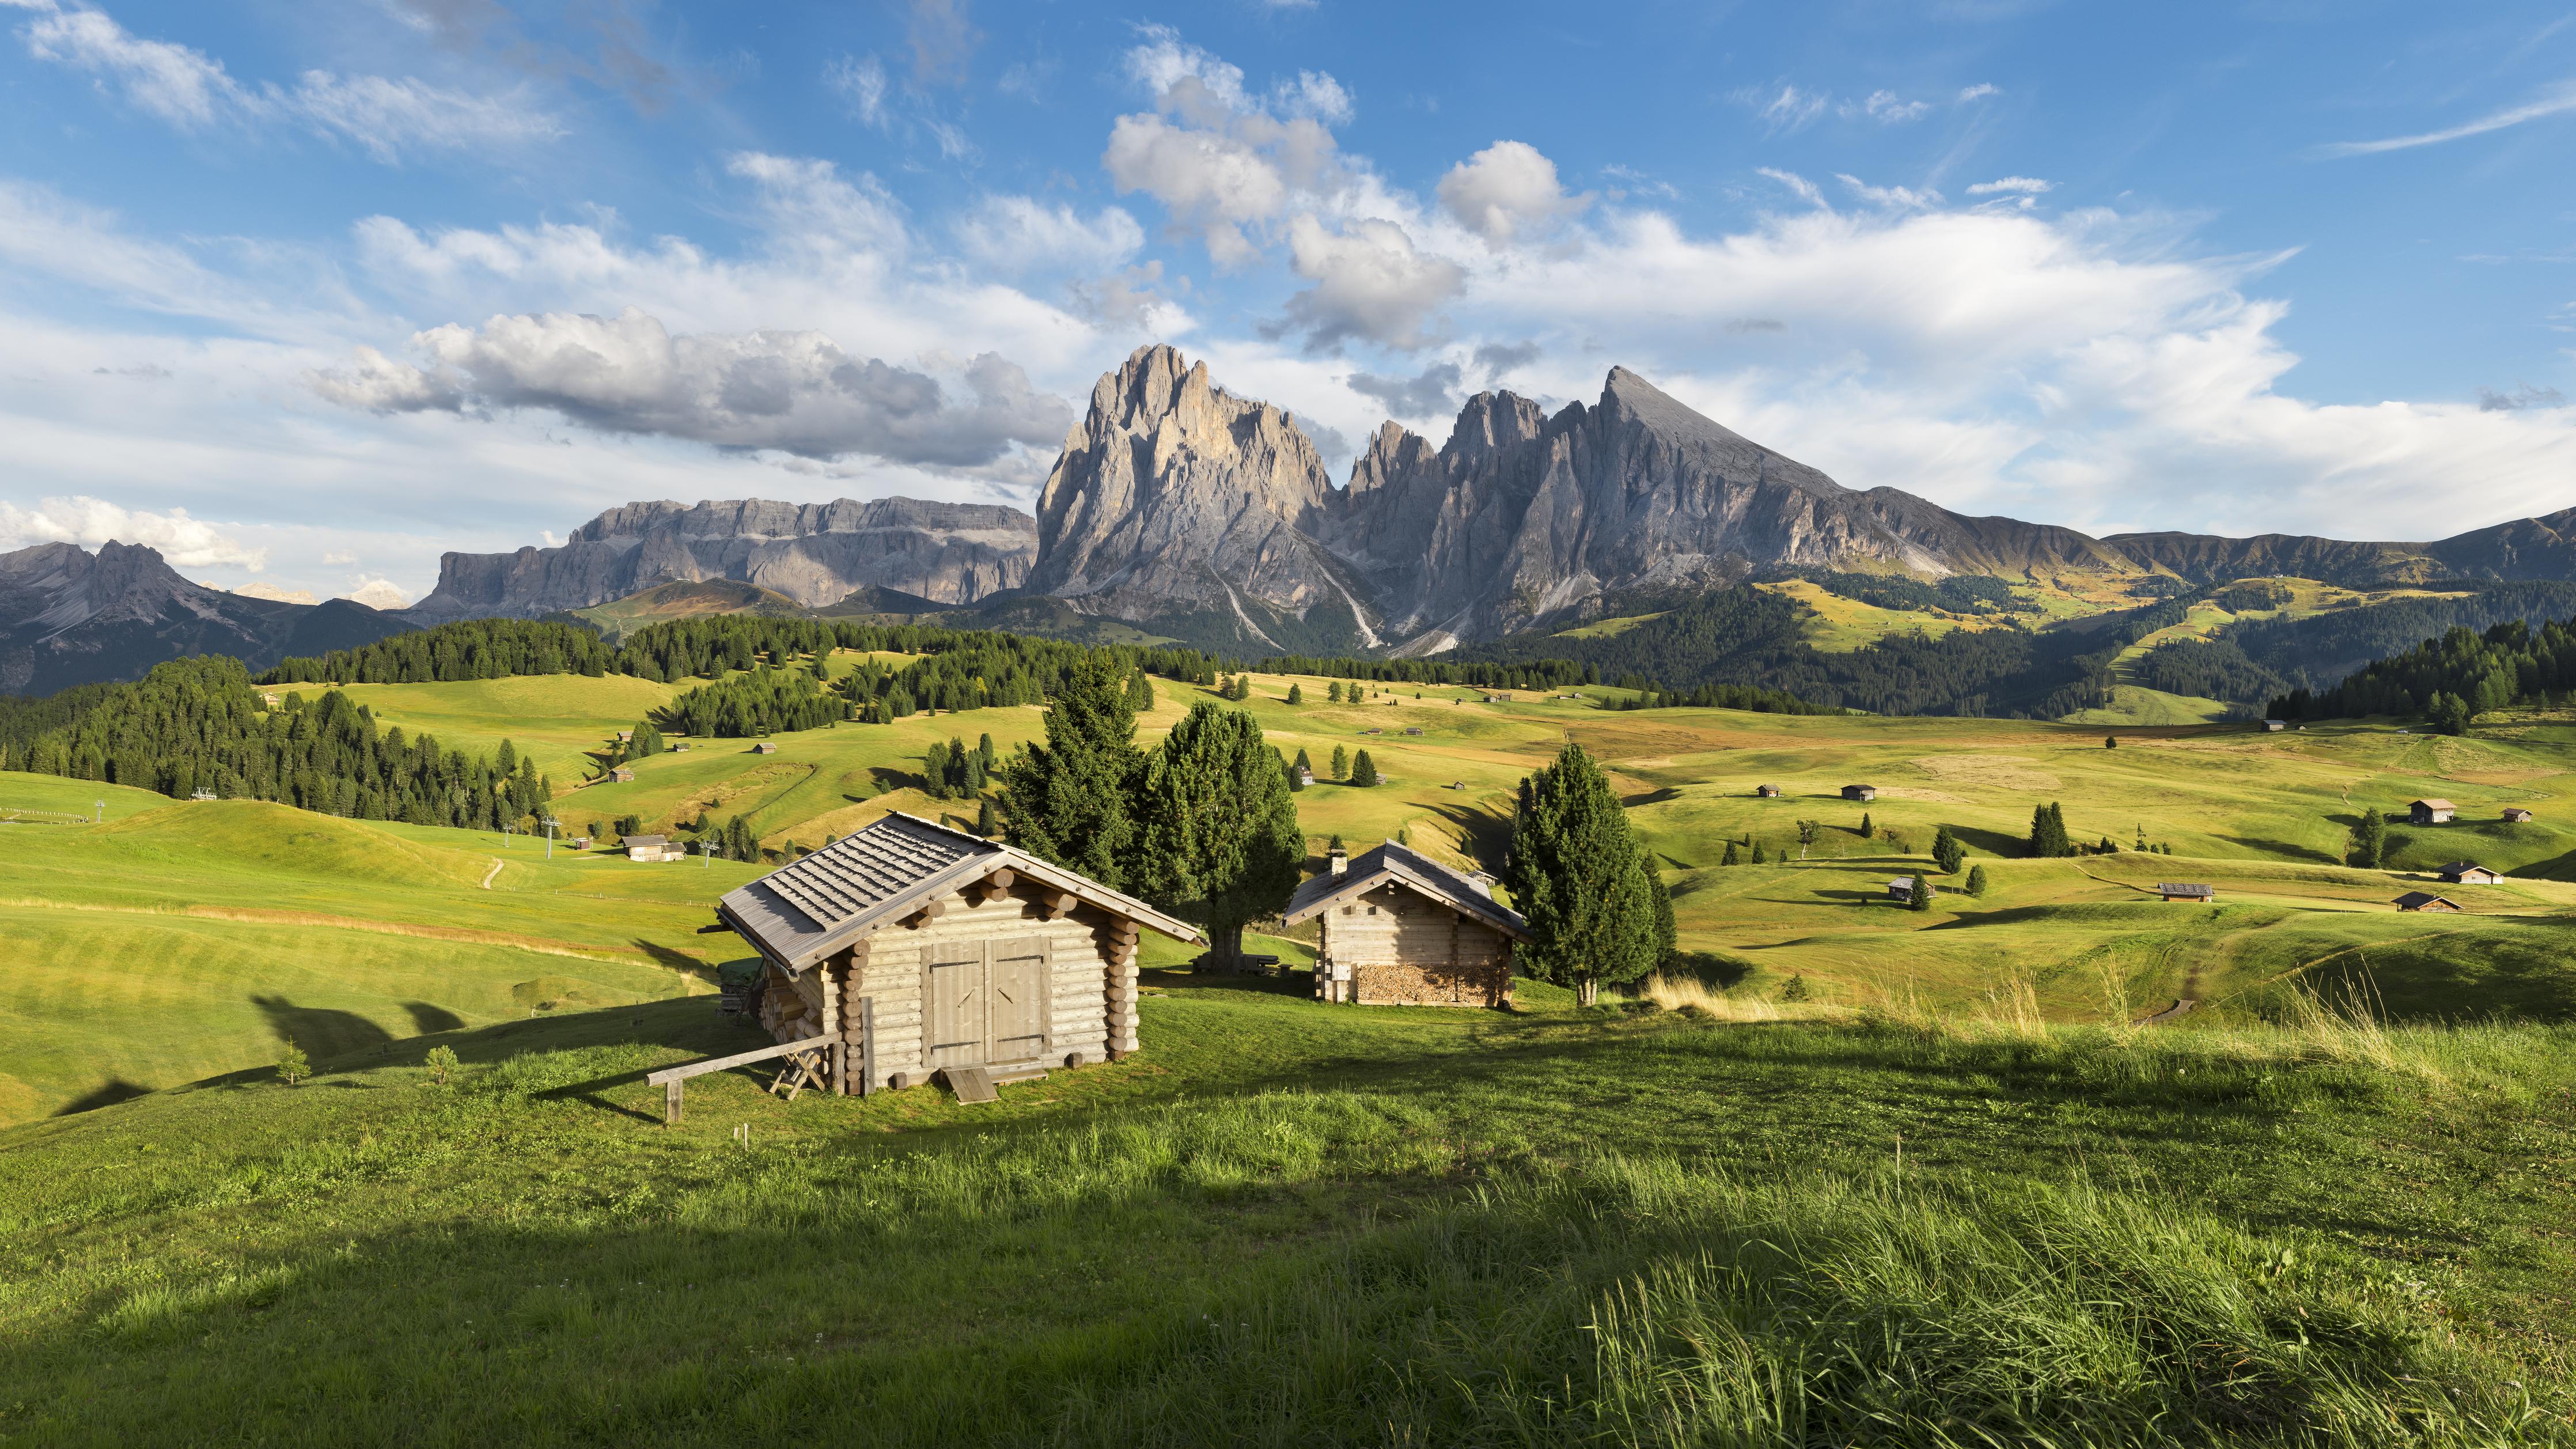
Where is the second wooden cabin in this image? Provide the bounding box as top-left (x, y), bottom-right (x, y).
top-left (1286, 842), bottom-right (1531, 1008)
top-left (716, 812), bottom-right (1200, 1093)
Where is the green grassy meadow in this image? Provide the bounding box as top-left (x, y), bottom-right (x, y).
top-left (12, 659), bottom-right (2576, 1442)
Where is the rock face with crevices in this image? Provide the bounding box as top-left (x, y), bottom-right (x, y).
top-left (1026, 345), bottom-right (1355, 648)
top-left (410, 497), bottom-right (1036, 620)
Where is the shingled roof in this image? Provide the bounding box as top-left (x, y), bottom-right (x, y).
top-left (716, 812), bottom-right (1199, 973)
top-left (1283, 842), bottom-right (1532, 941)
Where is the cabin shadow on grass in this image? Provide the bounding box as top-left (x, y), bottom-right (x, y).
top-left (52, 1077), bottom-right (151, 1116)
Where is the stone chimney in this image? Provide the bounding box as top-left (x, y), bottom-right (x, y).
top-left (1327, 848), bottom-right (1347, 877)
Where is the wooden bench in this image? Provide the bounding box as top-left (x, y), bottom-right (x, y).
top-left (645, 1036), bottom-right (834, 1123)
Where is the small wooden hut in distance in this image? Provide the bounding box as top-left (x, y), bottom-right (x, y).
top-left (2393, 891), bottom-right (2461, 913)
top-left (1755, 784), bottom-right (1781, 798)
top-left (2409, 798), bottom-right (2456, 825)
top-left (1842, 784), bottom-right (1877, 801)
top-left (716, 813), bottom-right (1200, 1092)
top-left (2502, 807), bottom-right (2536, 824)
top-left (2435, 862), bottom-right (2503, 885)
top-left (1286, 842), bottom-right (1530, 1008)
top-left (2156, 882), bottom-right (2215, 903)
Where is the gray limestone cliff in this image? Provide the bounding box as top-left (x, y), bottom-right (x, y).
top-left (411, 497), bottom-right (1036, 620)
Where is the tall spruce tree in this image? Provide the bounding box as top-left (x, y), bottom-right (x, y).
top-left (1505, 743), bottom-right (1661, 1006)
top-left (1907, 873), bottom-right (1932, 911)
top-left (1932, 824), bottom-right (1965, 875)
top-left (1132, 702), bottom-right (1305, 965)
top-left (999, 652), bottom-right (1145, 889)
top-left (2028, 802), bottom-right (2073, 858)
top-left (1351, 748), bottom-right (1380, 786)
top-left (2346, 807), bottom-right (2387, 869)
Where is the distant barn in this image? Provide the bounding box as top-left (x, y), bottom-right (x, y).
top-left (1886, 877), bottom-right (1930, 901)
top-left (2502, 807), bottom-right (2535, 823)
top-left (1842, 784), bottom-right (1877, 801)
top-left (2435, 862), bottom-right (2503, 885)
top-left (1287, 843), bottom-right (1530, 1008)
top-left (717, 813), bottom-right (1200, 1093)
top-left (2156, 882), bottom-right (2214, 902)
top-left (610, 767), bottom-right (636, 783)
top-left (626, 834), bottom-right (682, 863)
top-left (2261, 720), bottom-right (2287, 732)
top-left (1756, 785), bottom-right (1782, 798)
top-left (753, 742), bottom-right (779, 755)
top-left (2409, 798), bottom-right (2455, 825)
top-left (2393, 891), bottom-right (2461, 913)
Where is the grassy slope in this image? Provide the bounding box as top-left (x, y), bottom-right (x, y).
top-left (0, 799), bottom-right (749, 1123)
top-left (0, 983), bottom-right (2569, 1444)
top-left (328, 673), bottom-right (684, 787)
top-left (0, 770), bottom-right (178, 822)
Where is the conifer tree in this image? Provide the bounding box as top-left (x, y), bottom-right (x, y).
top-left (922, 740), bottom-right (952, 800)
top-left (2346, 807), bottom-right (2387, 868)
top-left (1126, 668), bottom-right (1156, 714)
top-left (1907, 873), bottom-right (1932, 911)
top-left (1752, 842), bottom-right (1768, 864)
top-left (1330, 743), bottom-right (1349, 779)
top-left (975, 795), bottom-right (997, 837)
top-left (2028, 802), bottom-right (2073, 858)
top-left (1932, 824), bottom-right (1965, 875)
top-left (1505, 743), bottom-right (1661, 1007)
top-left (1722, 839), bottom-right (1741, 866)
top-left (999, 652), bottom-right (1145, 889)
top-left (1286, 683), bottom-right (1303, 705)
top-left (1858, 810), bottom-right (1872, 838)
top-left (1131, 702), bottom-right (1304, 966)
top-left (977, 733), bottom-right (997, 771)
top-left (1966, 864), bottom-right (1989, 896)
top-left (1350, 749), bottom-right (1380, 786)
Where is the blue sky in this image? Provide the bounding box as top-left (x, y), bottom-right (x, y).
top-left (1, 0), bottom-right (2571, 606)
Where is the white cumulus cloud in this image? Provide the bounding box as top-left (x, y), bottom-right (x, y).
top-left (1437, 141), bottom-right (1587, 248)
top-left (1278, 216), bottom-right (1461, 351)
top-left (0, 495), bottom-right (266, 568)
top-left (956, 196), bottom-right (1145, 273)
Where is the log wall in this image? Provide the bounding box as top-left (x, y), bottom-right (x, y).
top-left (1316, 881), bottom-right (1513, 1008)
top-left (760, 881), bottom-right (1137, 1092)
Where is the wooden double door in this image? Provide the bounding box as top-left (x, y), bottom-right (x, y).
top-left (925, 936), bottom-right (1050, 1069)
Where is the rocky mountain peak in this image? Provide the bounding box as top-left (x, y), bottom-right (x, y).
top-left (1026, 345), bottom-right (1344, 640)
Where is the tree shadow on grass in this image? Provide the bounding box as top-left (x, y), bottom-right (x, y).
top-left (251, 996), bottom-right (393, 1064)
top-left (53, 1078), bottom-right (150, 1115)
top-left (404, 1002), bottom-right (466, 1034)
top-left (2222, 835), bottom-right (2340, 865)
top-left (1421, 801), bottom-right (1513, 873)
top-left (633, 939), bottom-right (717, 983)
top-left (1948, 825), bottom-right (2024, 857)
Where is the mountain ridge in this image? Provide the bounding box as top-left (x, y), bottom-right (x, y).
top-left (0, 541), bottom-right (411, 695)
top-left (411, 495), bottom-right (1036, 622)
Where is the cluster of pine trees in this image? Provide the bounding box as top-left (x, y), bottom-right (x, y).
top-left (2231, 581), bottom-right (2576, 692)
top-left (922, 735), bottom-right (997, 800)
top-left (10, 656), bottom-right (551, 828)
top-left (2270, 618), bottom-right (2576, 732)
top-left (661, 666), bottom-right (844, 738)
top-left (999, 654), bottom-right (1304, 961)
top-left (263, 620), bottom-right (620, 685)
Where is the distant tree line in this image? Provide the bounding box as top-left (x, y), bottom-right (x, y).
top-left (2271, 616), bottom-right (2576, 732)
top-left (2227, 581), bottom-right (2576, 691)
top-left (8, 656), bottom-right (552, 828)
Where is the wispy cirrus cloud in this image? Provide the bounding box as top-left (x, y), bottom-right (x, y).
top-left (2320, 80), bottom-right (2576, 156)
top-left (5, 0), bottom-right (561, 162)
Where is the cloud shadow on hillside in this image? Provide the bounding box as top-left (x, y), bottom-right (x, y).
top-left (252, 995), bottom-right (394, 1062)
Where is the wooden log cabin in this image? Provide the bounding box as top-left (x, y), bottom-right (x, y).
top-left (1285, 842), bottom-right (1531, 1008)
top-left (714, 812), bottom-right (1200, 1094)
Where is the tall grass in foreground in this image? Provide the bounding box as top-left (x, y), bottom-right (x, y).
top-left (1058, 1159), bottom-right (2559, 1446)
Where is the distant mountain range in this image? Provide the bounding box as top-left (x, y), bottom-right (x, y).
top-left (0, 542), bottom-right (410, 695)
top-left (1029, 345), bottom-right (2576, 654)
top-left (16, 341), bottom-right (2576, 694)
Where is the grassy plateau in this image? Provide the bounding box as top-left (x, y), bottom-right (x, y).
top-left (5, 655), bottom-right (2576, 1444)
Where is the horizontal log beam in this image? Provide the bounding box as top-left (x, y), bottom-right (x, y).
top-left (646, 1036), bottom-right (836, 1087)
